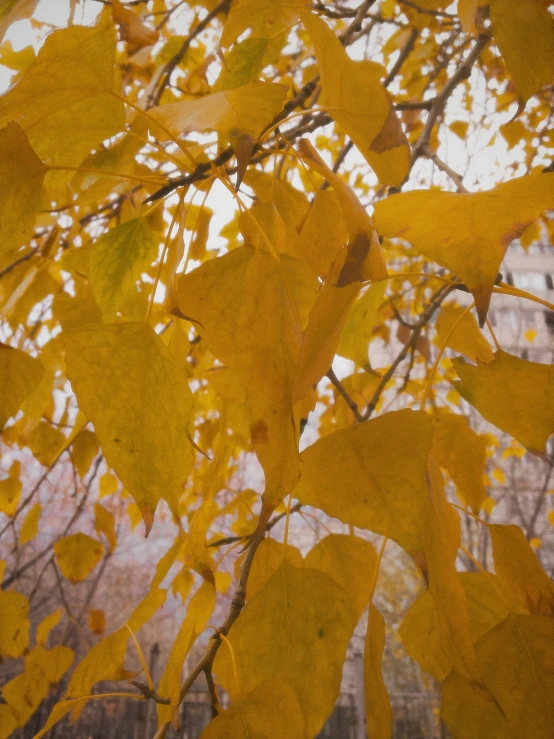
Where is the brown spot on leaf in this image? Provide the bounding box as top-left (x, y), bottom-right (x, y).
top-left (251, 418), bottom-right (269, 445)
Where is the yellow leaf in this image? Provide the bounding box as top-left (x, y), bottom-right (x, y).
top-left (452, 350), bottom-right (554, 454)
top-left (65, 323), bottom-right (195, 531)
top-left (524, 328), bottom-right (537, 343)
top-left (19, 502), bottom-right (41, 546)
top-left (25, 422), bottom-right (66, 467)
top-left (491, 467), bottom-right (505, 484)
top-left (305, 534), bottom-right (377, 622)
top-left (302, 13), bottom-right (410, 186)
top-left (294, 409), bottom-right (433, 554)
top-left (54, 533), bottom-right (104, 583)
top-left (490, 0), bottom-right (554, 108)
top-left (214, 564), bottom-right (355, 737)
top-left (172, 568), bottom-right (194, 603)
top-left (94, 503), bottom-right (117, 553)
top-left (99, 471), bottom-right (119, 499)
top-left (292, 256), bottom-right (360, 403)
top-left (294, 412), bottom-right (480, 685)
top-left (400, 572), bottom-right (524, 681)
top-left (220, 0), bottom-right (310, 47)
top-left (0, 122), bottom-right (46, 268)
top-left (548, 510), bottom-right (554, 526)
top-left (156, 581), bottom-right (215, 724)
top-left (244, 537), bottom-right (304, 600)
top-left (150, 81), bottom-right (287, 149)
top-left (71, 429), bottom-right (99, 478)
top-left (30, 697), bottom-right (90, 739)
top-left (373, 173), bottom-right (554, 324)
top-left (0, 590), bottom-right (29, 658)
top-left (3, 644), bottom-right (74, 727)
top-left (488, 524), bottom-right (554, 617)
top-left (0, 0), bottom-right (40, 41)
top-left (442, 615), bottom-right (554, 739)
top-left (298, 189), bottom-right (348, 279)
top-left (112, 0), bottom-right (159, 48)
top-left (364, 604), bottom-right (392, 739)
top-left (88, 218), bottom-right (158, 322)
top-left (66, 588), bottom-right (166, 697)
top-left (87, 609), bottom-right (106, 636)
top-left (36, 609), bottom-right (62, 646)
top-left (0, 476), bottom-right (21, 517)
top-left (434, 303), bottom-right (493, 363)
top-left (458, 0), bottom-right (488, 34)
top-left (450, 119), bottom-right (469, 139)
top-left (337, 281), bottom-right (387, 367)
top-left (0, 23), bottom-right (125, 174)
top-left (201, 679), bottom-right (305, 739)
top-left (0, 343), bottom-right (44, 429)
top-left (431, 413), bottom-right (487, 514)
top-left (0, 704), bottom-right (17, 739)
top-left (177, 246), bottom-right (302, 508)
top-left (530, 537), bottom-right (542, 550)
top-left (298, 139), bottom-right (387, 284)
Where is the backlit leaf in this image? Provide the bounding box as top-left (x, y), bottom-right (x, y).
top-left (0, 23), bottom-right (125, 173)
top-left (200, 679), bottom-right (305, 739)
top-left (156, 581), bottom-right (216, 724)
top-left (221, 0), bottom-right (310, 47)
top-left (0, 122), bottom-right (46, 267)
top-left (488, 524), bottom-right (554, 617)
top-left (65, 322), bottom-right (195, 531)
top-left (490, 0), bottom-right (554, 109)
top-left (177, 246), bottom-right (302, 507)
top-left (66, 588), bottom-right (166, 698)
top-left (18, 502), bottom-right (41, 546)
top-left (305, 534), bottom-right (377, 622)
top-left (442, 615), bottom-right (554, 739)
top-left (88, 218), bottom-right (158, 322)
top-left (434, 303), bottom-right (493, 364)
top-left (0, 343), bottom-right (44, 430)
top-left (54, 533), bottom-right (103, 583)
top-left (302, 13), bottom-right (410, 186)
top-left (94, 503), bottom-right (117, 553)
top-left (452, 351), bottom-right (554, 454)
top-left (213, 564), bottom-right (355, 737)
top-left (150, 81), bottom-right (287, 150)
top-left (373, 174), bottom-right (554, 324)
top-left (431, 413), bottom-right (487, 513)
top-left (364, 604), bottom-right (392, 739)
top-left (0, 590), bottom-right (29, 658)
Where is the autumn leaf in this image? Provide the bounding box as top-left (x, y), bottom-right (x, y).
top-left (88, 217), bottom-right (158, 322)
top-left (18, 502), bottom-right (41, 546)
top-left (0, 122), bottom-right (46, 268)
top-left (452, 350), bottom-right (554, 454)
top-left (220, 0), bottom-right (310, 47)
top-left (176, 245), bottom-right (302, 508)
top-left (0, 343), bottom-right (44, 430)
top-left (0, 22), bottom-right (125, 174)
top-left (431, 412), bottom-right (488, 513)
top-left (65, 322), bottom-right (195, 531)
top-left (201, 679), bottom-right (305, 739)
top-left (434, 302), bottom-right (493, 364)
top-left (490, 0), bottom-right (554, 110)
top-left (213, 564), bottom-right (355, 737)
top-left (373, 173), bottom-right (554, 324)
top-left (442, 615), bottom-right (554, 739)
top-left (0, 590), bottom-right (29, 658)
top-left (54, 533), bottom-right (104, 583)
top-left (488, 524), bottom-right (554, 617)
top-left (302, 12), bottom-right (410, 186)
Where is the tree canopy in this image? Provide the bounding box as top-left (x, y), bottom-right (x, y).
top-left (1, 1), bottom-right (554, 738)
